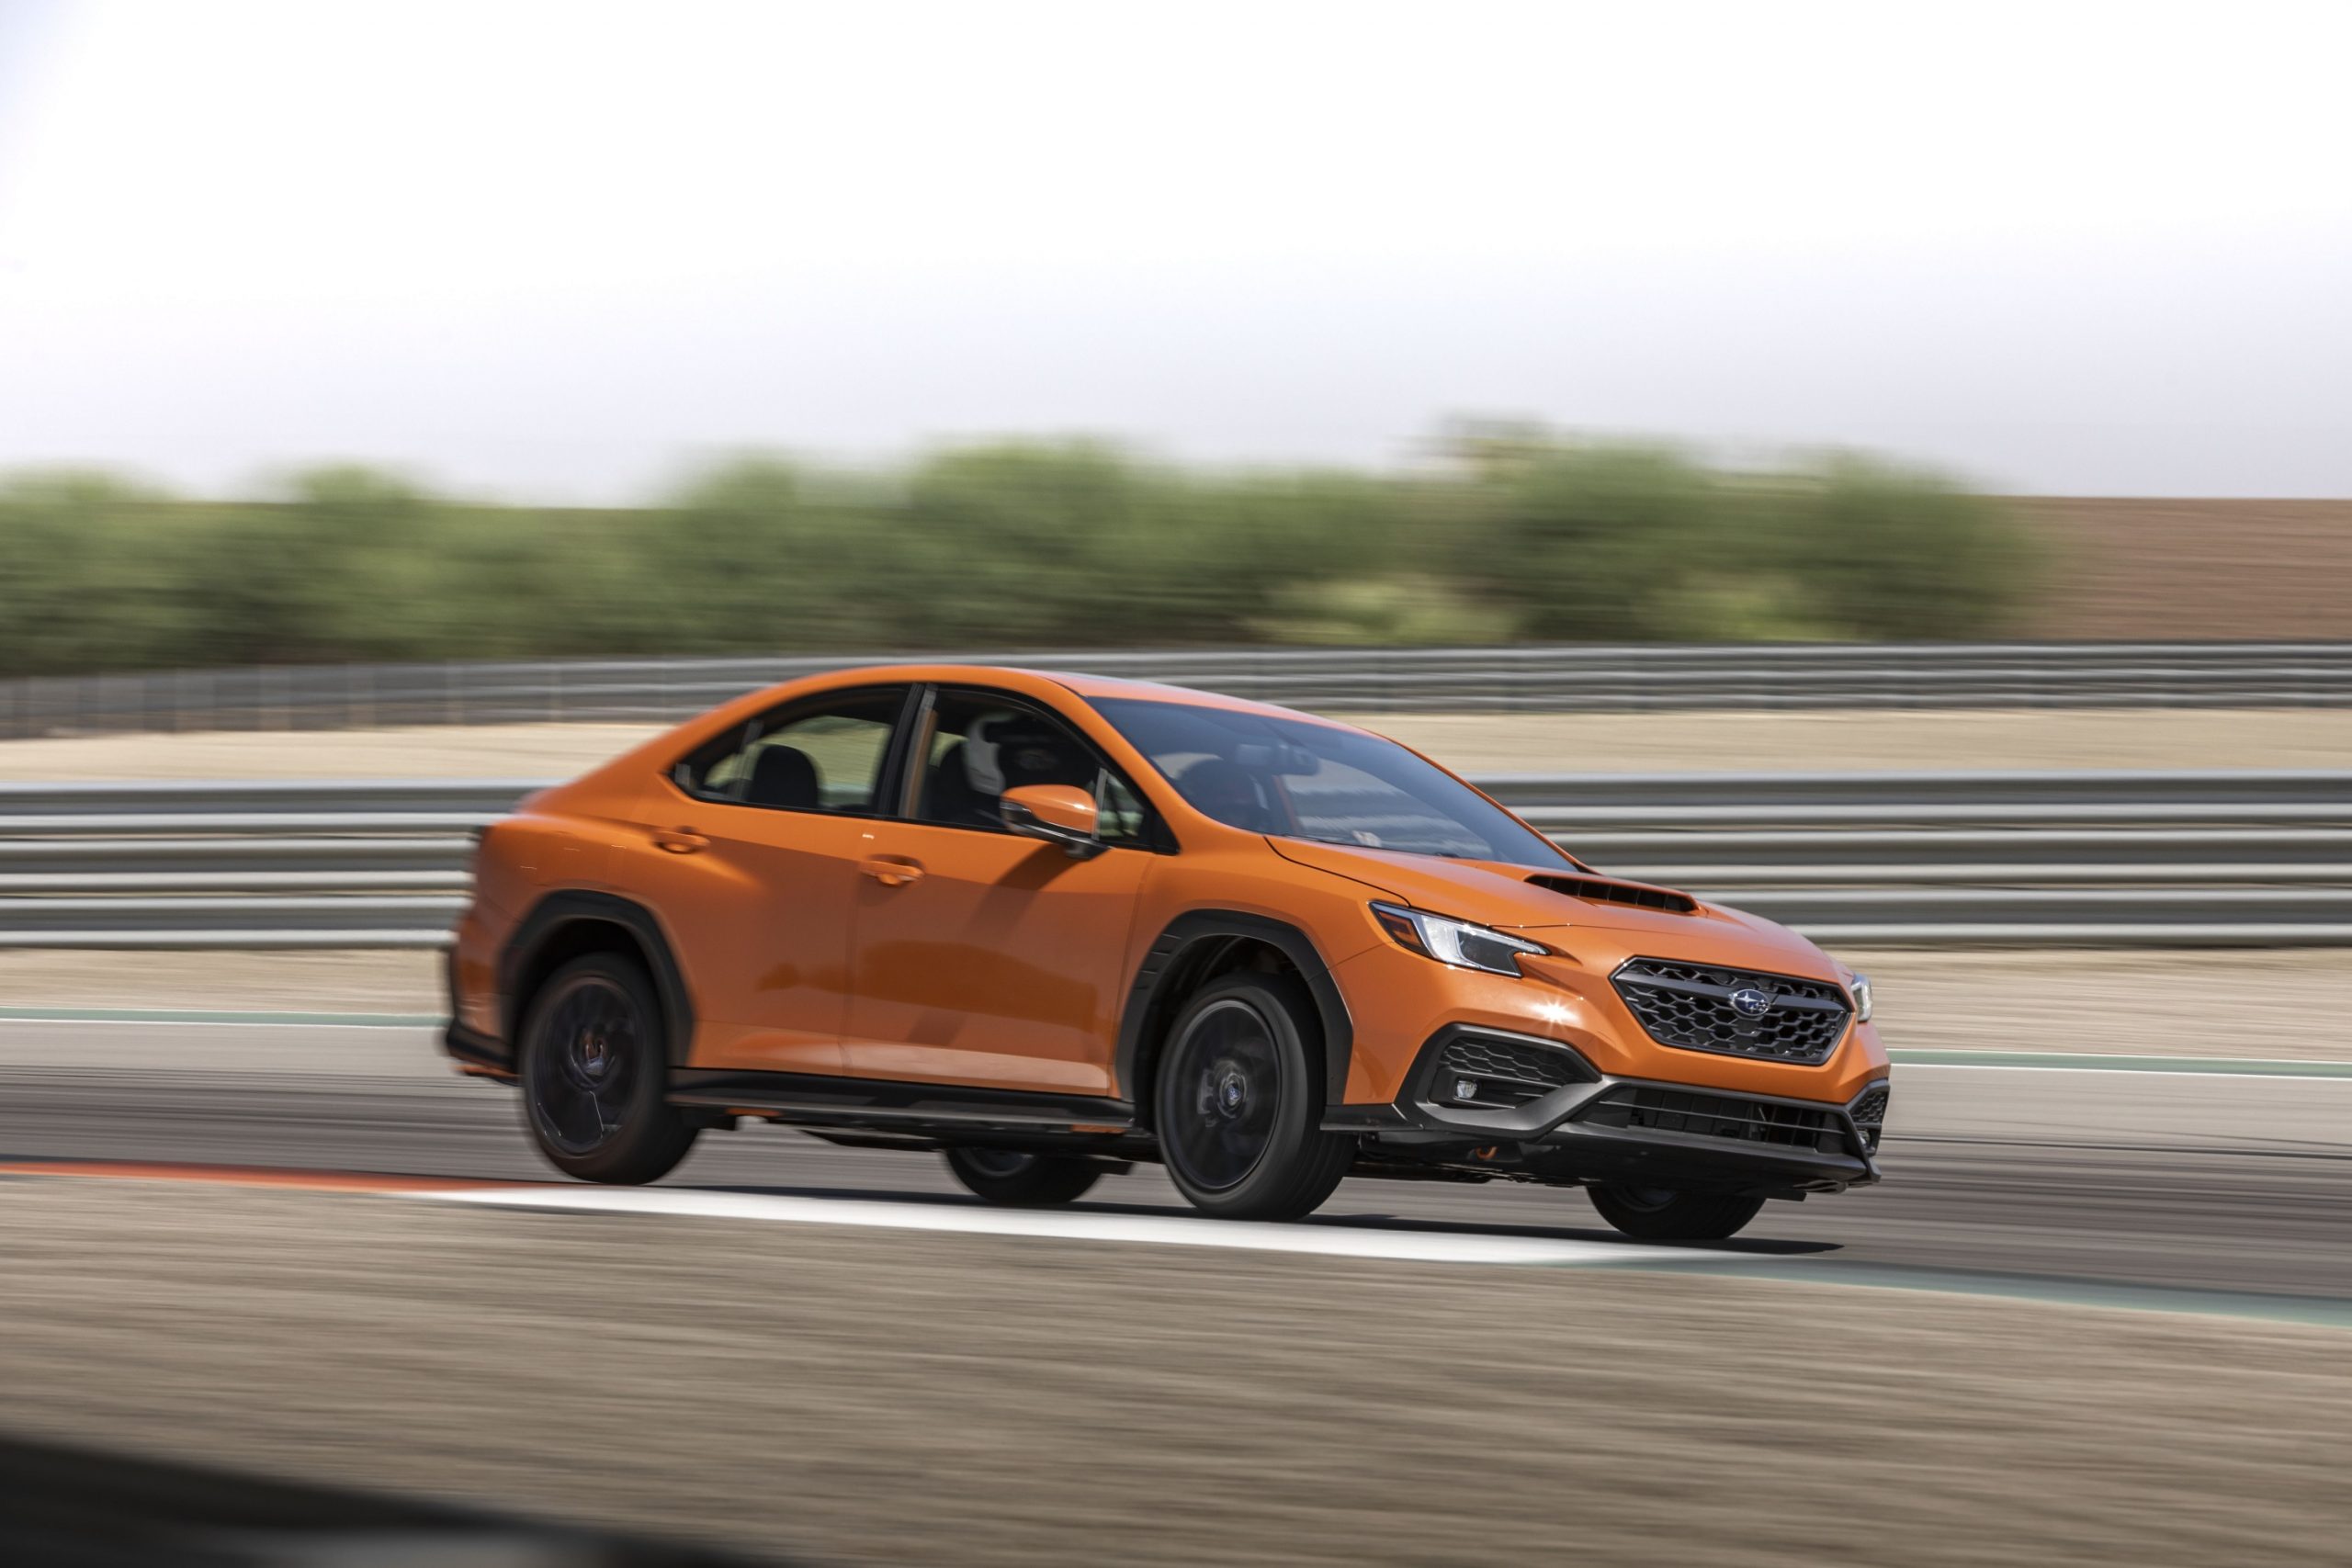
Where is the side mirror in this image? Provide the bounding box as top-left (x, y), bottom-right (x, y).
top-left (1000, 784), bottom-right (1104, 859)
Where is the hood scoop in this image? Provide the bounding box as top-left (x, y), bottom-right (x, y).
top-left (1526, 873), bottom-right (1700, 916)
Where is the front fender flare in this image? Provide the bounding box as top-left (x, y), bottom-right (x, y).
top-left (1113, 910), bottom-right (1354, 1119)
top-left (498, 890), bottom-right (698, 1066)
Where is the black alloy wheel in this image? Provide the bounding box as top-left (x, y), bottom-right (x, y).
top-left (519, 953), bottom-right (696, 1183)
top-left (1153, 972), bottom-right (1353, 1221)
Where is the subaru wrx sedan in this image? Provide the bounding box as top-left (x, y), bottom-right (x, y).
top-left (445, 666), bottom-right (1888, 1238)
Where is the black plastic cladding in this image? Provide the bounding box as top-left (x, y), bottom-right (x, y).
top-left (1611, 958), bottom-right (1851, 1065)
top-left (498, 891), bottom-right (698, 1066)
top-left (1113, 911), bottom-right (1353, 1118)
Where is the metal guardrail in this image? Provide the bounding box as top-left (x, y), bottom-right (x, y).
top-left (3, 773), bottom-right (2346, 947)
top-left (5, 640), bottom-right (2350, 736)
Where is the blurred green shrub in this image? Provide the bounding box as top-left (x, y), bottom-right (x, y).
top-left (0, 434), bottom-right (2039, 676)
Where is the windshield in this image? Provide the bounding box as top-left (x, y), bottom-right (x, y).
top-left (1089, 697), bottom-right (1571, 870)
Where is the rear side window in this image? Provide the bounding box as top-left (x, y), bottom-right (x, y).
top-left (674, 687), bottom-right (909, 814)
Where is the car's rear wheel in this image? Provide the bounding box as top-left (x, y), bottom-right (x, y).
top-left (1153, 972), bottom-right (1353, 1222)
top-left (943, 1146), bottom-right (1103, 1206)
top-left (1588, 1183), bottom-right (1766, 1242)
top-left (519, 953), bottom-right (696, 1184)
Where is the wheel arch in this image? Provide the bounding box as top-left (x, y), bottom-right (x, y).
top-left (500, 891), bottom-right (698, 1066)
top-left (1114, 911), bottom-right (1353, 1126)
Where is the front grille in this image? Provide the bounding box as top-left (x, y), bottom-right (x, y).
top-left (1577, 1084), bottom-right (1847, 1154)
top-left (1431, 1032), bottom-right (1595, 1109)
top-left (1611, 959), bottom-right (1851, 1065)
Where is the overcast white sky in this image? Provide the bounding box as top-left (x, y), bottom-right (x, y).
top-left (1, 0), bottom-right (2347, 502)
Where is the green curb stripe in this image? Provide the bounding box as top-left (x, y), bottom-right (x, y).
top-left (1889, 1048), bottom-right (2352, 1077)
top-left (0, 1007), bottom-right (445, 1027)
top-left (1630, 1258), bottom-right (2352, 1330)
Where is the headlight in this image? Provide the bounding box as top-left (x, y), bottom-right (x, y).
top-left (1372, 902), bottom-right (1545, 977)
top-left (1849, 971), bottom-right (1873, 1023)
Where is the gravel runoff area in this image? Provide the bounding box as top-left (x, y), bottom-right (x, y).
top-left (0, 1179), bottom-right (2344, 1567)
top-left (4, 947), bottom-right (2346, 1062)
top-left (1, 707), bottom-right (2347, 779)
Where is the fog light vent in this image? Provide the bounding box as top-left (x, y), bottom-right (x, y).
top-left (1430, 1032), bottom-right (1596, 1109)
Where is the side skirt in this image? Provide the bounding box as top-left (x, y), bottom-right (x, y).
top-left (666, 1069), bottom-right (1145, 1151)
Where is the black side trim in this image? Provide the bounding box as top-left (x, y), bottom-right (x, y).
top-left (669, 1069), bottom-right (1136, 1138)
top-left (443, 1018), bottom-right (513, 1077)
top-left (1112, 910), bottom-right (1354, 1118)
top-left (499, 890), bottom-right (698, 1066)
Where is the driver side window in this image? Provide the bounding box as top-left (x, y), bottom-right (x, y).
top-left (914, 691), bottom-right (1152, 847)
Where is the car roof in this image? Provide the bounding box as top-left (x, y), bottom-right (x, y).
top-left (826, 663), bottom-right (1356, 729)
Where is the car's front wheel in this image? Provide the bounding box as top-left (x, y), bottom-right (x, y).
top-left (1153, 972), bottom-right (1354, 1221)
top-left (1588, 1184), bottom-right (1765, 1242)
top-left (518, 953), bottom-right (697, 1184)
top-left (943, 1146), bottom-right (1103, 1206)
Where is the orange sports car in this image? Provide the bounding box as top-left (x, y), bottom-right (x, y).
top-left (444, 665), bottom-right (1888, 1238)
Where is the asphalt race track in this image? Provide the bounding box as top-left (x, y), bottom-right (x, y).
top-left (4, 1015), bottom-right (2349, 1566)
top-left (3, 1018), bottom-right (2346, 1303)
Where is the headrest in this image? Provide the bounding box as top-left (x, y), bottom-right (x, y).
top-left (963, 713), bottom-right (1082, 795)
top-left (746, 744), bottom-right (821, 808)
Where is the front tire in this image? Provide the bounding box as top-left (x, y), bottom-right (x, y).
top-left (1153, 972), bottom-right (1353, 1222)
top-left (1589, 1184), bottom-right (1765, 1242)
top-left (944, 1146), bottom-right (1103, 1206)
top-left (518, 953), bottom-right (696, 1184)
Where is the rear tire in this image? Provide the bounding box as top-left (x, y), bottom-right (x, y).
top-left (1153, 972), bottom-right (1353, 1222)
top-left (518, 953), bottom-right (696, 1184)
top-left (1589, 1184), bottom-right (1765, 1242)
top-left (944, 1147), bottom-right (1103, 1206)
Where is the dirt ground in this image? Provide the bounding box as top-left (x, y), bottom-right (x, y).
top-left (3, 947), bottom-right (2346, 1062)
top-left (0, 1179), bottom-right (2342, 1567)
top-left (1, 706), bottom-right (2346, 779)
top-left (2018, 497), bottom-right (2352, 639)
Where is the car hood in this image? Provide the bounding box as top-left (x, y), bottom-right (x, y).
top-left (1267, 836), bottom-right (1837, 973)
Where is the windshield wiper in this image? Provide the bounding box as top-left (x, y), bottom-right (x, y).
top-left (1292, 835), bottom-right (1472, 859)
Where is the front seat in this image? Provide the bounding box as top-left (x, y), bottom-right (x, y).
top-left (923, 740), bottom-right (995, 827)
top-left (966, 714), bottom-right (1091, 795)
top-left (744, 743), bottom-right (823, 808)
top-left (1177, 757), bottom-right (1273, 830)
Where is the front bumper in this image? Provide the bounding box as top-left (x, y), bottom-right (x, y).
top-left (1326, 1024), bottom-right (1887, 1196)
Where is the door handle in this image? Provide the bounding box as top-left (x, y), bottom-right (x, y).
top-left (858, 854), bottom-right (926, 886)
top-left (653, 828), bottom-right (710, 854)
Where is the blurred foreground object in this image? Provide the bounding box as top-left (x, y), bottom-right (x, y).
top-left (0, 1431), bottom-right (777, 1566)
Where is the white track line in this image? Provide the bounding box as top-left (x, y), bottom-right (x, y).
top-left (412, 1185), bottom-right (1741, 1268)
top-left (1894, 1062), bottom-right (2352, 1083)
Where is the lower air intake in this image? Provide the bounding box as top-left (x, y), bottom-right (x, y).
top-left (1576, 1084), bottom-right (1847, 1155)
